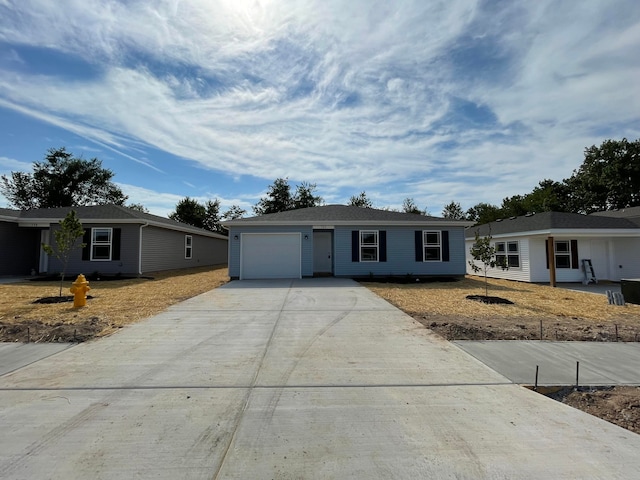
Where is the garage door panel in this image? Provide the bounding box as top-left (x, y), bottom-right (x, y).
top-left (241, 233), bottom-right (301, 279)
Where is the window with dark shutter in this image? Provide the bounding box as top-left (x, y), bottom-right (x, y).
top-left (379, 231), bottom-right (387, 262)
top-left (112, 228), bottom-right (121, 261)
top-left (570, 240), bottom-right (579, 269)
top-left (351, 231), bottom-right (359, 262)
top-left (442, 231), bottom-right (450, 262)
top-left (415, 231), bottom-right (423, 262)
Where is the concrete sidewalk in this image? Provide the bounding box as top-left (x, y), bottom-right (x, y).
top-left (1, 278), bottom-right (640, 479)
top-left (454, 340), bottom-right (640, 386)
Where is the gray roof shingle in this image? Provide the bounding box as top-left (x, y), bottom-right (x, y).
top-left (590, 206), bottom-right (640, 219)
top-left (1, 205), bottom-right (227, 238)
top-left (466, 211), bottom-right (640, 238)
top-left (224, 204), bottom-right (472, 226)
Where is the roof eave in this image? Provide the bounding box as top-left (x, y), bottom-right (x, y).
top-left (466, 228), bottom-right (640, 239)
top-left (16, 217), bottom-right (228, 239)
top-left (224, 220), bottom-right (473, 228)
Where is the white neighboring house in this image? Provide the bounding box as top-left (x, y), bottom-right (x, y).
top-left (465, 209), bottom-right (640, 284)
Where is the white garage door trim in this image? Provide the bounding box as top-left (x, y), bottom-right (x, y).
top-left (240, 232), bottom-right (302, 280)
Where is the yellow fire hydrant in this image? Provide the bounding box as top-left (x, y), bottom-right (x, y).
top-left (70, 274), bottom-right (91, 308)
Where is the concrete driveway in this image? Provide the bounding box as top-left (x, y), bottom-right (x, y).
top-left (1, 278), bottom-right (639, 479)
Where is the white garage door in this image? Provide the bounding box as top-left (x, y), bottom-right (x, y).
top-left (241, 233), bottom-right (302, 279)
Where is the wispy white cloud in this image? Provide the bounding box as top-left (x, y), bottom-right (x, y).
top-left (0, 155), bottom-right (31, 171)
top-left (0, 0), bottom-right (638, 214)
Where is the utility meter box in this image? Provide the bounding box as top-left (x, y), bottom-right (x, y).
top-left (621, 279), bottom-right (640, 305)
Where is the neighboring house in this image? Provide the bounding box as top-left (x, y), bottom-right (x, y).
top-left (223, 204), bottom-right (473, 280)
top-left (465, 211), bottom-right (640, 284)
top-left (0, 205), bottom-right (228, 276)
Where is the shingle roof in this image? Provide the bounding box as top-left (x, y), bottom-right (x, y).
top-left (590, 206), bottom-right (640, 219)
top-left (466, 211), bottom-right (640, 238)
top-left (224, 204), bottom-right (473, 226)
top-left (1, 205), bottom-right (227, 238)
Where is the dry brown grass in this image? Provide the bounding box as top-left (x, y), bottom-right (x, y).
top-left (0, 266), bottom-right (229, 341)
top-left (364, 275), bottom-right (640, 321)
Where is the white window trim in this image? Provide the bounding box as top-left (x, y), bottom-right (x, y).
top-left (185, 235), bottom-right (193, 259)
top-left (359, 230), bottom-right (379, 262)
top-left (506, 241), bottom-right (520, 269)
top-left (91, 227), bottom-right (112, 262)
top-left (495, 241), bottom-right (521, 269)
top-left (423, 230), bottom-right (442, 262)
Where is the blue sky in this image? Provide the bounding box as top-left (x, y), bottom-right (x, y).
top-left (1, 0), bottom-right (639, 218)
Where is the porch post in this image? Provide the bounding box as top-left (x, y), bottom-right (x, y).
top-left (547, 236), bottom-right (556, 287)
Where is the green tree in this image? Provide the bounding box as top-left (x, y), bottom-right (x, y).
top-left (348, 191), bottom-right (373, 208)
top-left (500, 195), bottom-right (528, 218)
top-left (0, 147), bottom-right (127, 209)
top-left (524, 179), bottom-right (572, 213)
top-left (222, 205), bottom-right (247, 220)
top-left (466, 202), bottom-right (502, 225)
top-left (565, 138), bottom-right (640, 213)
top-left (42, 210), bottom-right (86, 296)
top-left (468, 229), bottom-right (507, 297)
top-left (293, 182), bottom-right (323, 209)
top-left (402, 197), bottom-right (425, 215)
top-left (203, 199), bottom-right (224, 234)
top-left (441, 201), bottom-right (465, 219)
top-left (169, 197), bottom-right (206, 229)
top-left (127, 203), bottom-right (149, 213)
top-left (253, 178), bottom-right (294, 215)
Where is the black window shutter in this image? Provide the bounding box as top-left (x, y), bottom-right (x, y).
top-left (351, 230), bottom-right (359, 262)
top-left (379, 231), bottom-right (387, 262)
top-left (442, 231), bottom-right (450, 262)
top-left (414, 231), bottom-right (423, 262)
top-left (571, 240), bottom-right (578, 269)
top-left (545, 240), bottom-right (549, 269)
top-left (112, 228), bottom-right (122, 261)
top-left (81, 229), bottom-right (91, 261)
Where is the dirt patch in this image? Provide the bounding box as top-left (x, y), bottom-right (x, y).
top-left (546, 386), bottom-right (640, 435)
top-left (0, 265), bottom-right (229, 342)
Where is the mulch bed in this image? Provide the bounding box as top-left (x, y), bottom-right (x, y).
top-left (466, 294), bottom-right (514, 305)
top-left (33, 295), bottom-right (94, 304)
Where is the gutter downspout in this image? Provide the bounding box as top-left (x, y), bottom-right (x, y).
top-left (139, 222), bottom-right (149, 275)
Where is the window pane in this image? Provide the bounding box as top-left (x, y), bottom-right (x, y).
top-left (508, 255), bottom-right (520, 267)
top-left (507, 242), bottom-right (518, 252)
top-left (425, 247), bottom-right (441, 261)
top-left (555, 241), bottom-right (569, 253)
top-left (93, 229), bottom-right (111, 243)
top-left (185, 246), bottom-right (192, 259)
top-left (361, 247), bottom-right (378, 261)
top-left (556, 255), bottom-right (570, 268)
top-left (185, 236), bottom-right (192, 246)
top-left (495, 242), bottom-right (505, 252)
top-left (495, 254), bottom-right (506, 267)
top-left (424, 232), bottom-right (440, 245)
top-left (361, 232), bottom-right (377, 245)
top-left (93, 245), bottom-right (111, 260)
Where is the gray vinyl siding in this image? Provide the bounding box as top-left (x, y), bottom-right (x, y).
top-left (228, 226), bottom-right (313, 279)
top-left (141, 226), bottom-right (227, 273)
top-left (48, 223), bottom-right (141, 276)
top-left (0, 221), bottom-right (41, 275)
top-left (334, 226), bottom-right (467, 277)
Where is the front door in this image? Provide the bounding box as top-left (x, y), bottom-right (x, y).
top-left (313, 231), bottom-right (333, 275)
